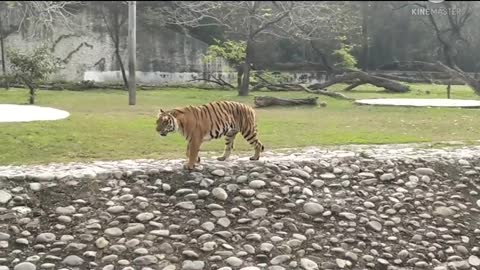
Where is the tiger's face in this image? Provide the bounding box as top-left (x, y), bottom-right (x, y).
top-left (156, 109), bottom-right (176, 137)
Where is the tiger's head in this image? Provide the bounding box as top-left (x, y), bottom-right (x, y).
top-left (156, 109), bottom-right (177, 137)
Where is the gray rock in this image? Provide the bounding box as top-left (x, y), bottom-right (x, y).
top-left (291, 168), bottom-right (311, 179)
top-left (217, 217), bottom-right (231, 228)
top-left (211, 169), bottom-right (225, 177)
top-left (248, 208), bottom-right (268, 219)
top-left (320, 173), bottom-right (336, 180)
top-left (336, 259), bottom-right (348, 269)
top-left (14, 262), bottom-right (36, 270)
top-left (468, 255), bottom-right (480, 267)
top-left (182, 260), bottom-right (205, 270)
top-left (300, 258), bottom-right (318, 270)
top-left (107, 205), bottom-right (125, 214)
top-left (367, 221), bottom-right (382, 232)
top-left (271, 255), bottom-right (291, 265)
top-left (104, 227), bottom-right (123, 237)
top-left (225, 257), bottom-right (243, 267)
top-left (339, 212), bottom-right (356, 220)
top-left (176, 201), bottom-right (195, 210)
top-left (159, 242), bottom-right (174, 254)
top-left (303, 202), bottom-right (324, 215)
top-left (36, 233), bottom-right (56, 243)
top-left (62, 255), bottom-right (84, 266)
top-left (95, 237), bottom-right (109, 249)
top-left (380, 173), bottom-right (395, 181)
top-left (0, 233), bottom-right (10, 240)
top-left (249, 180), bottom-right (266, 189)
top-left (55, 206), bottom-right (76, 215)
top-left (212, 188), bottom-right (228, 201)
top-left (133, 255), bottom-right (158, 266)
top-left (415, 168), bottom-right (435, 175)
top-left (260, 243), bottom-right (274, 253)
top-left (345, 251), bottom-right (358, 262)
top-left (29, 183), bottom-right (42, 191)
top-left (447, 260), bottom-right (470, 270)
top-left (311, 180), bottom-right (325, 188)
top-left (135, 213), bottom-right (154, 222)
top-left (0, 190), bottom-right (12, 204)
top-left (433, 206), bottom-right (456, 217)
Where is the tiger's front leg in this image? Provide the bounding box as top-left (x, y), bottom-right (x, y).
top-left (186, 143), bottom-right (201, 164)
top-left (185, 139), bottom-right (202, 170)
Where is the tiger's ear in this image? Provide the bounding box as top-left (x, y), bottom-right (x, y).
top-left (158, 109), bottom-right (164, 114)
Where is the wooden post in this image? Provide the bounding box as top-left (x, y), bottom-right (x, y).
top-left (128, 1), bottom-right (136, 105)
top-left (447, 79), bottom-right (451, 99)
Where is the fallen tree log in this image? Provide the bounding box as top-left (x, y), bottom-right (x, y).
top-left (254, 96), bottom-right (319, 108)
top-left (308, 70), bottom-right (411, 93)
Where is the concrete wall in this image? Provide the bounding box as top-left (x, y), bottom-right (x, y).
top-left (3, 7), bottom-right (329, 86)
top-left (4, 7), bottom-right (232, 85)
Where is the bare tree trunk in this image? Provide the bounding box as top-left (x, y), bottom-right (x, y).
top-left (28, 85), bottom-right (35, 105)
top-left (116, 48), bottom-right (129, 90)
top-left (447, 80), bottom-right (451, 99)
top-left (239, 63), bottom-right (250, 96)
top-left (361, 1), bottom-right (370, 71)
top-left (0, 18), bottom-right (8, 90)
top-left (237, 65), bottom-right (243, 90)
top-left (239, 39), bottom-right (253, 96)
top-left (254, 96), bottom-right (319, 108)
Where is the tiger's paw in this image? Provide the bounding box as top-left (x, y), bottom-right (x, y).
top-left (184, 163), bottom-right (195, 170)
top-left (249, 156), bottom-right (260, 161)
top-left (217, 156), bottom-right (227, 161)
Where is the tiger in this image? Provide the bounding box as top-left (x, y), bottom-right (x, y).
top-left (155, 100), bottom-right (265, 170)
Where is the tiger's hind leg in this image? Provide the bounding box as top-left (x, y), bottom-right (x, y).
top-left (217, 129), bottom-right (238, 161)
top-left (241, 127), bottom-right (264, 161)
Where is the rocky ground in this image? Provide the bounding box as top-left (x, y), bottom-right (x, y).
top-left (1, 144), bottom-right (480, 270)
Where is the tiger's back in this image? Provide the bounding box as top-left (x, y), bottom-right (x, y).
top-left (190, 101), bottom-right (258, 142)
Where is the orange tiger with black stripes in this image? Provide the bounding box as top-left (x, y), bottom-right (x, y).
top-left (156, 101), bottom-right (264, 169)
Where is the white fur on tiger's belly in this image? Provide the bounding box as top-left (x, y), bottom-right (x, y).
top-left (203, 134), bottom-right (213, 141)
top-left (203, 132), bottom-right (224, 142)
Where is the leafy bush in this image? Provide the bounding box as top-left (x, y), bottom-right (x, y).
top-left (8, 46), bottom-right (60, 104)
top-left (203, 39), bottom-right (246, 66)
top-left (332, 45), bottom-right (358, 70)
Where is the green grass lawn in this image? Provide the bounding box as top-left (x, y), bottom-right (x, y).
top-left (1, 83), bottom-right (480, 165)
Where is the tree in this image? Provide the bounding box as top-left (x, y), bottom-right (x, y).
top-left (8, 46), bottom-right (59, 104)
top-left (153, 1), bottom-right (296, 96)
top-left (96, 1), bottom-right (129, 90)
top-left (394, 1), bottom-right (475, 68)
top-left (276, 1), bottom-right (362, 73)
top-left (203, 39), bottom-right (246, 88)
top-left (0, 1), bottom-right (79, 88)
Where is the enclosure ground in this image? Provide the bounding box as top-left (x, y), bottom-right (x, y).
top-left (1, 84), bottom-right (480, 165)
top-left (0, 145), bottom-right (480, 270)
